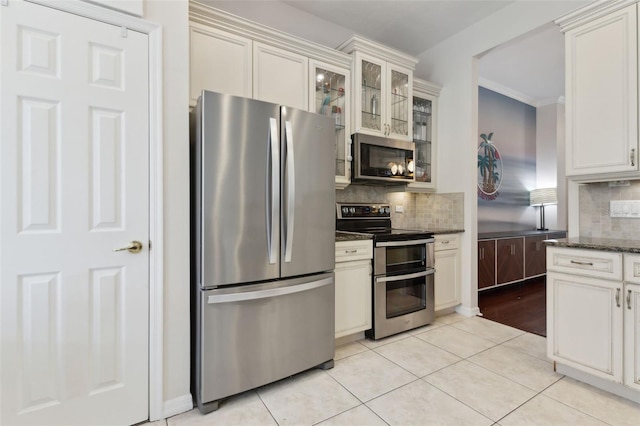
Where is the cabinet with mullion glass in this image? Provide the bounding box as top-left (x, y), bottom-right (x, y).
top-left (310, 60), bottom-right (351, 189)
top-left (338, 36), bottom-right (416, 142)
top-left (407, 78), bottom-right (441, 192)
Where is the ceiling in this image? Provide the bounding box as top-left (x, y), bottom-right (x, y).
top-left (207, 1), bottom-right (592, 106)
top-left (283, 0), bottom-right (516, 56)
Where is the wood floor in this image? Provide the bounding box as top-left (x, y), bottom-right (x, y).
top-left (478, 276), bottom-right (546, 337)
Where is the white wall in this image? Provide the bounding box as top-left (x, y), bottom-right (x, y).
top-left (536, 101), bottom-right (567, 231)
top-left (144, 0), bottom-right (191, 416)
top-left (415, 1), bottom-right (585, 315)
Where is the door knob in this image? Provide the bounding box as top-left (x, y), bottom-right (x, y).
top-left (113, 241), bottom-right (143, 253)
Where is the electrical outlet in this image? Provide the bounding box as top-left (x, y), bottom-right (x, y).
top-left (395, 205), bottom-right (404, 213)
top-left (610, 200), bottom-right (640, 218)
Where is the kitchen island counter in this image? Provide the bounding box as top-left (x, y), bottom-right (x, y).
top-left (479, 229), bottom-right (565, 239)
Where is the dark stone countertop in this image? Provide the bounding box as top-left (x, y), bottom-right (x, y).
top-left (335, 231), bottom-right (374, 242)
top-left (478, 229), bottom-right (567, 240)
top-left (336, 228), bottom-right (464, 242)
top-left (429, 228), bottom-right (465, 235)
top-left (544, 237), bottom-right (640, 254)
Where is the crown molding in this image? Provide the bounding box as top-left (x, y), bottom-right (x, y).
top-left (479, 77), bottom-right (538, 107)
top-left (479, 78), bottom-right (565, 108)
top-left (555, 0), bottom-right (637, 33)
top-left (336, 35), bottom-right (418, 69)
top-left (189, 0), bottom-right (352, 69)
top-left (413, 77), bottom-right (442, 96)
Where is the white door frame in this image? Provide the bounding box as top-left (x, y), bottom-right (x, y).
top-left (23, 0), bottom-right (165, 421)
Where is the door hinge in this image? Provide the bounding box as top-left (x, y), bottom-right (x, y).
top-left (121, 26), bottom-right (128, 38)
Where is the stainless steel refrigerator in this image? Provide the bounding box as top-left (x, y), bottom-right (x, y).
top-left (190, 91), bottom-right (336, 413)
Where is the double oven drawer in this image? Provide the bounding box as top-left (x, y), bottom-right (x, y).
top-left (369, 237), bottom-right (435, 340)
top-left (374, 238), bottom-right (434, 276)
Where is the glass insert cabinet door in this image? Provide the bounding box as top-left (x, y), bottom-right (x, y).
top-left (311, 62), bottom-right (350, 187)
top-left (389, 69), bottom-right (409, 138)
top-left (361, 59), bottom-right (382, 133)
top-left (356, 55), bottom-right (412, 140)
top-left (413, 96), bottom-right (432, 183)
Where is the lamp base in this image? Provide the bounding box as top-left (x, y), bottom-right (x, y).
top-left (536, 227), bottom-right (548, 231)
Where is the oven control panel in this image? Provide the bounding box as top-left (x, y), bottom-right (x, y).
top-left (336, 203), bottom-right (391, 219)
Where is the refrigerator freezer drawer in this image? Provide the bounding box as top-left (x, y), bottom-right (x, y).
top-left (195, 273), bottom-right (335, 411)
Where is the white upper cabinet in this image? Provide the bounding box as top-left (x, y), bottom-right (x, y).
top-left (253, 42), bottom-right (308, 110)
top-left (189, 23), bottom-right (252, 104)
top-left (559, 2), bottom-right (638, 177)
top-left (338, 36), bottom-right (417, 142)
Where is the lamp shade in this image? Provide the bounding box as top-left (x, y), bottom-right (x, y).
top-left (530, 188), bottom-right (557, 206)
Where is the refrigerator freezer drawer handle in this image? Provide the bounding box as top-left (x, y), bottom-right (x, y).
top-left (284, 120), bottom-right (295, 263)
top-left (268, 117), bottom-right (280, 265)
top-left (207, 277), bottom-right (333, 304)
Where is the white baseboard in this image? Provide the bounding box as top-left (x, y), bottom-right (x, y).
top-left (556, 364), bottom-right (640, 404)
top-left (163, 393), bottom-right (193, 419)
top-left (454, 305), bottom-right (480, 317)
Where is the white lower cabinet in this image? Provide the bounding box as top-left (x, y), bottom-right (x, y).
top-left (547, 247), bottom-right (640, 397)
top-left (547, 271), bottom-right (623, 382)
top-left (334, 239), bottom-right (372, 339)
top-left (434, 234), bottom-right (461, 312)
top-left (623, 253), bottom-right (640, 391)
top-left (625, 282), bottom-right (640, 391)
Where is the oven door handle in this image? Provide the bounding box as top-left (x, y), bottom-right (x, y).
top-left (376, 269), bottom-right (435, 283)
top-left (376, 238), bottom-right (434, 247)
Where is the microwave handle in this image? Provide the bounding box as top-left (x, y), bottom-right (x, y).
top-left (376, 269), bottom-right (434, 283)
top-left (376, 238), bottom-right (434, 247)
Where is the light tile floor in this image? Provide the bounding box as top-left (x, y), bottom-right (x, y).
top-left (151, 314), bottom-right (640, 426)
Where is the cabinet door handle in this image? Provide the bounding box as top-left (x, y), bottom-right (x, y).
top-left (480, 247), bottom-right (484, 260)
top-left (632, 148), bottom-right (636, 167)
top-left (616, 288), bottom-right (621, 308)
top-left (345, 249), bottom-right (358, 254)
top-left (570, 260), bottom-right (593, 266)
top-left (628, 289), bottom-right (632, 310)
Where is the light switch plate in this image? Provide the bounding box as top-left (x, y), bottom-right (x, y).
top-left (395, 205), bottom-right (404, 213)
top-left (610, 200), bottom-right (640, 218)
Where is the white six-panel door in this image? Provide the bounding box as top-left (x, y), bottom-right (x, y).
top-left (0, 1), bottom-right (150, 425)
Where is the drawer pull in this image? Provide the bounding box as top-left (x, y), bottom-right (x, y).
top-left (441, 240), bottom-right (450, 244)
top-left (345, 249), bottom-right (358, 254)
top-left (570, 260), bottom-right (593, 266)
top-left (616, 288), bottom-right (621, 308)
top-left (628, 289), bottom-right (632, 310)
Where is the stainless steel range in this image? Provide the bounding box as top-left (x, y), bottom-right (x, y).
top-left (336, 203), bottom-right (435, 339)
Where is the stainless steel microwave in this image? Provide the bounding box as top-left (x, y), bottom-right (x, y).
top-left (352, 133), bottom-right (415, 184)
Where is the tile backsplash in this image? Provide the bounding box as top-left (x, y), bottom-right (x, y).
top-left (579, 180), bottom-right (640, 239)
top-left (336, 185), bottom-right (464, 230)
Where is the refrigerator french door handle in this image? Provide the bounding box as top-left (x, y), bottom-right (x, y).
top-left (267, 117), bottom-right (279, 265)
top-left (207, 276), bottom-right (333, 304)
top-left (284, 120), bottom-right (295, 263)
